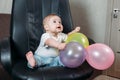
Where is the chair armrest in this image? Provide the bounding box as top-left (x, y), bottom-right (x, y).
top-left (0, 37), bottom-right (12, 73)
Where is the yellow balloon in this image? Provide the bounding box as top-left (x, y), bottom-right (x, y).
top-left (66, 33), bottom-right (89, 48)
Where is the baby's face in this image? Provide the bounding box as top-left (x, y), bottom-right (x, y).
top-left (46, 16), bottom-right (63, 34)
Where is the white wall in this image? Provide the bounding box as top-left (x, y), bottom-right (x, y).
top-left (0, 0), bottom-right (13, 14)
top-left (0, 0), bottom-right (108, 43)
top-left (70, 0), bottom-right (108, 43)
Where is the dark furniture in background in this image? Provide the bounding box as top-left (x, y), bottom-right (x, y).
top-left (0, 0), bottom-right (94, 80)
top-left (0, 14), bottom-right (10, 39)
top-left (0, 14), bottom-right (12, 80)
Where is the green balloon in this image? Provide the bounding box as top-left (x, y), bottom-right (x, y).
top-left (66, 33), bottom-right (89, 48)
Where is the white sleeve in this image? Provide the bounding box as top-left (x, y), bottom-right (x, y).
top-left (60, 33), bottom-right (68, 42)
top-left (40, 33), bottom-right (51, 47)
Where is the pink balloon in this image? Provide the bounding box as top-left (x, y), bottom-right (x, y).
top-left (86, 43), bottom-right (115, 70)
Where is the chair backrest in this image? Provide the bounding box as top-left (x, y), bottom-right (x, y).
top-left (10, 0), bottom-right (73, 58)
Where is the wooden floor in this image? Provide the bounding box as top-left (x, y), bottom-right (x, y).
top-left (93, 75), bottom-right (120, 80)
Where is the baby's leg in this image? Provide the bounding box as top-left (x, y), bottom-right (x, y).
top-left (26, 51), bottom-right (36, 68)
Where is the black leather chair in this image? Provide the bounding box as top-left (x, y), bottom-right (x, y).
top-left (0, 0), bottom-right (95, 80)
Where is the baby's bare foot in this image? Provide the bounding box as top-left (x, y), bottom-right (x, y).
top-left (26, 51), bottom-right (36, 68)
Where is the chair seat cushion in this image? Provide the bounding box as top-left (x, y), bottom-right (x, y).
top-left (12, 60), bottom-right (93, 80)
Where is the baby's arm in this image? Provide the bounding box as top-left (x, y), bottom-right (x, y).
top-left (45, 38), bottom-right (66, 50)
top-left (44, 26), bottom-right (80, 50)
top-left (68, 26), bottom-right (80, 35)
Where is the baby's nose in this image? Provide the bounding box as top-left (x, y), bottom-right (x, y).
top-left (56, 23), bottom-right (60, 26)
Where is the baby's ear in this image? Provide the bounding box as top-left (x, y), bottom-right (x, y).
top-left (44, 24), bottom-right (49, 31)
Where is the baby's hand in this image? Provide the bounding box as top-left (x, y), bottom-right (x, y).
top-left (58, 43), bottom-right (66, 50)
top-left (68, 26), bottom-right (80, 36)
top-left (74, 26), bottom-right (80, 32)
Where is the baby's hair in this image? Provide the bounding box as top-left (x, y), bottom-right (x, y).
top-left (43, 14), bottom-right (60, 26)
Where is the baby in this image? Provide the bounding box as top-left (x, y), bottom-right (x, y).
top-left (26, 14), bottom-right (80, 68)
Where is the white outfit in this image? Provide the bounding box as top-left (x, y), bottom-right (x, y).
top-left (27, 32), bottom-right (67, 68)
top-left (35, 32), bottom-right (67, 57)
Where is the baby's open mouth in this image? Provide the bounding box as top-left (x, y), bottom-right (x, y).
top-left (57, 26), bottom-right (61, 29)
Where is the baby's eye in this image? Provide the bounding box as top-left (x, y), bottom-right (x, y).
top-left (59, 21), bottom-right (61, 24)
top-left (53, 21), bottom-right (56, 23)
